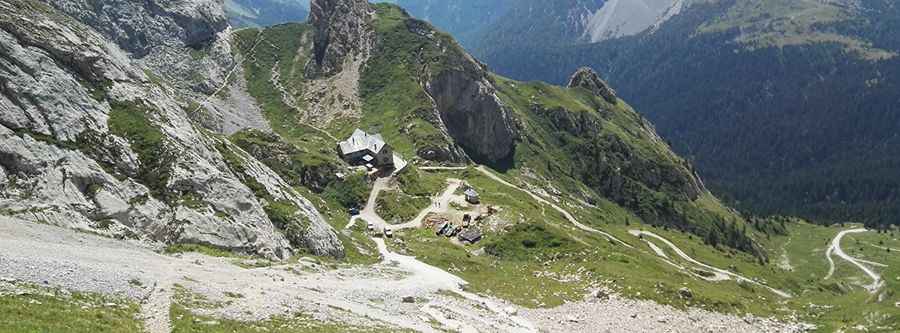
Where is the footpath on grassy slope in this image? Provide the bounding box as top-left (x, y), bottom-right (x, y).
top-left (346, 172), bottom-right (538, 332)
top-left (470, 166), bottom-right (633, 247)
top-left (825, 228), bottom-right (885, 293)
top-left (629, 230), bottom-right (793, 298)
top-left (345, 177), bottom-right (463, 232)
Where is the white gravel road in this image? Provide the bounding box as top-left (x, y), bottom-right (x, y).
top-left (825, 228), bottom-right (885, 293)
top-left (629, 230), bottom-right (792, 298)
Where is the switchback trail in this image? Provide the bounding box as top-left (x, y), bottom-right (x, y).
top-left (473, 166), bottom-right (633, 248)
top-left (629, 230), bottom-right (792, 298)
top-left (825, 228), bottom-right (885, 293)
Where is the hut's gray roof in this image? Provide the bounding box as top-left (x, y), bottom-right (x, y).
top-left (458, 228), bottom-right (483, 242)
top-left (339, 129), bottom-right (388, 155)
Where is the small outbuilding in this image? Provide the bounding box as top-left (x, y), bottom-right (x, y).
top-left (458, 228), bottom-right (483, 244)
top-left (464, 188), bottom-right (480, 204)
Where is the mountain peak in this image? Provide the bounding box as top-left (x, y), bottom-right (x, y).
top-left (567, 67), bottom-right (618, 104)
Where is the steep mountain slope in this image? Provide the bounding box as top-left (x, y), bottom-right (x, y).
top-left (396, 0), bottom-right (900, 228)
top-left (0, 0), bottom-right (343, 259)
top-left (3, 1), bottom-right (900, 331)
top-left (225, 0), bottom-right (309, 28)
top-left (228, 0), bottom-right (765, 259)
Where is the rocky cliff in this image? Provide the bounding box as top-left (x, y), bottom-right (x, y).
top-left (423, 57), bottom-right (518, 165)
top-left (306, 0), bottom-right (373, 77)
top-left (567, 67), bottom-right (618, 104)
top-left (0, 0), bottom-right (343, 259)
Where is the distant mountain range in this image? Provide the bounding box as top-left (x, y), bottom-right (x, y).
top-left (225, 0), bottom-right (310, 28)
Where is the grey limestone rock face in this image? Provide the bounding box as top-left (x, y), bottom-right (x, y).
top-left (0, 0), bottom-right (343, 259)
top-left (43, 0), bottom-right (267, 134)
top-left (426, 68), bottom-right (518, 165)
top-left (420, 33), bottom-right (519, 166)
top-left (43, 0), bottom-right (228, 57)
top-left (306, 0), bottom-right (373, 77)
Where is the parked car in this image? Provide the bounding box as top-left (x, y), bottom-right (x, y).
top-left (384, 228), bottom-right (394, 238)
top-left (367, 221), bottom-right (375, 232)
top-left (349, 207), bottom-right (360, 216)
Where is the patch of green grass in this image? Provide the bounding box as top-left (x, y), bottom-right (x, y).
top-left (188, 46), bottom-right (208, 61)
top-left (264, 200), bottom-right (312, 250)
top-left (143, 69), bottom-right (165, 87)
top-left (323, 172), bottom-right (370, 209)
top-left (396, 165), bottom-right (448, 197)
top-left (376, 190), bottom-right (428, 224)
top-left (107, 100), bottom-right (173, 202)
top-left (230, 129), bottom-right (338, 192)
top-left (0, 284), bottom-right (142, 333)
top-left (484, 223), bottom-right (579, 260)
top-left (695, 0), bottom-right (894, 60)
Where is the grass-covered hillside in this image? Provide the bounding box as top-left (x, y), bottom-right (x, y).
top-left (220, 3), bottom-right (900, 330)
top-left (232, 2), bottom-right (764, 259)
top-left (420, 0), bottom-right (900, 229)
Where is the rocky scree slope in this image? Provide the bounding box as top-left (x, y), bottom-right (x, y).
top-left (237, 0), bottom-right (760, 257)
top-left (0, 0), bottom-right (343, 259)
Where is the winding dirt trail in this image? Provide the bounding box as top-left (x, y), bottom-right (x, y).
top-left (473, 166), bottom-right (633, 248)
top-left (373, 238), bottom-right (537, 332)
top-left (342, 176), bottom-right (537, 332)
top-left (418, 165), bottom-right (632, 247)
top-left (865, 242), bottom-right (900, 253)
top-left (825, 228), bottom-right (885, 293)
top-left (629, 230), bottom-right (792, 298)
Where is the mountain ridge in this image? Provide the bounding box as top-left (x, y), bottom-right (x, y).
top-left (388, 0), bottom-right (900, 228)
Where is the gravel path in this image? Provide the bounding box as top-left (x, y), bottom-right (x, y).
top-left (346, 177), bottom-right (391, 230)
top-left (473, 166), bottom-right (633, 248)
top-left (629, 230), bottom-right (792, 298)
top-left (400, 178), bottom-right (463, 229)
top-left (825, 228), bottom-right (885, 292)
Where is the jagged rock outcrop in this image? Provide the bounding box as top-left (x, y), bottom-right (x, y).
top-left (567, 67), bottom-right (618, 104)
top-left (306, 0), bottom-right (373, 77)
top-left (0, 0), bottom-right (343, 259)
